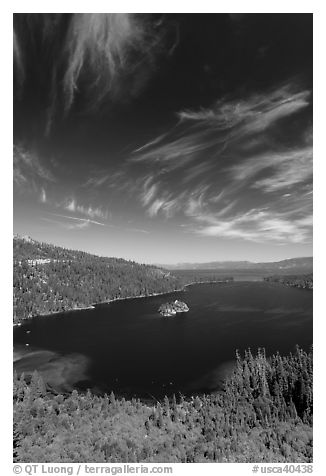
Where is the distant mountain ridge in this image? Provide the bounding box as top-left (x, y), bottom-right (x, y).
top-left (159, 257), bottom-right (313, 272)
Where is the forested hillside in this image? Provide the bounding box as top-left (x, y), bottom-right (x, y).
top-left (172, 269), bottom-right (234, 284)
top-left (13, 236), bottom-right (182, 323)
top-left (264, 274), bottom-right (313, 290)
top-left (14, 346), bottom-right (312, 463)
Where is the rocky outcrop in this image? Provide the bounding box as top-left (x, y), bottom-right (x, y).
top-left (158, 300), bottom-right (189, 317)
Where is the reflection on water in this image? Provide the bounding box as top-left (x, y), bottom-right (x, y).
top-left (186, 360), bottom-right (236, 392)
top-left (14, 345), bottom-right (90, 392)
top-left (13, 281), bottom-right (312, 397)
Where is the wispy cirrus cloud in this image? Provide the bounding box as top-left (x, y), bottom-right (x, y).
top-left (122, 81), bottom-right (312, 244)
top-left (43, 213), bottom-right (149, 234)
top-left (228, 147), bottom-right (313, 192)
top-left (133, 84), bottom-right (311, 171)
top-left (64, 198), bottom-right (108, 221)
top-left (177, 88), bottom-right (310, 130)
top-left (192, 206), bottom-right (312, 244)
top-left (14, 145), bottom-right (56, 194)
top-left (63, 14), bottom-right (164, 112)
top-left (40, 188), bottom-right (47, 203)
top-left (13, 145), bottom-right (111, 227)
top-left (41, 216), bottom-right (91, 230)
top-left (251, 149), bottom-right (313, 192)
top-left (14, 14), bottom-right (167, 134)
top-left (46, 213), bottom-right (106, 229)
top-left (13, 29), bottom-right (24, 89)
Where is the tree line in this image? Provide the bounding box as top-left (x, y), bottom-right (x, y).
top-left (264, 274), bottom-right (313, 290)
top-left (14, 345), bottom-right (312, 463)
top-left (173, 269), bottom-right (234, 284)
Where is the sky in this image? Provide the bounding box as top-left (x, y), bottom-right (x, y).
top-left (13, 13), bottom-right (313, 264)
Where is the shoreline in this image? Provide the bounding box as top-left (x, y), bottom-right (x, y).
top-left (102, 288), bottom-right (186, 305)
top-left (13, 287), bottom-right (188, 327)
top-left (13, 279), bottom-right (236, 327)
top-left (183, 279), bottom-right (234, 286)
top-left (13, 305), bottom-right (96, 326)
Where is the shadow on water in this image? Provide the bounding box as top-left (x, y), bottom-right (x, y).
top-left (14, 345), bottom-right (91, 393)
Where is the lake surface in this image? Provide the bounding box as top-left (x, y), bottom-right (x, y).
top-left (13, 281), bottom-right (313, 398)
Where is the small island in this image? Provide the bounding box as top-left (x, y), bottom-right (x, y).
top-left (158, 299), bottom-right (189, 317)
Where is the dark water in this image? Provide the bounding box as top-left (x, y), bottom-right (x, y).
top-left (14, 281), bottom-right (313, 398)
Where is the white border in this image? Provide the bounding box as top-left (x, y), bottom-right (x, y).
top-left (2, 4), bottom-right (325, 474)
